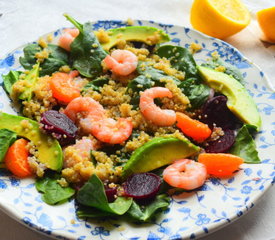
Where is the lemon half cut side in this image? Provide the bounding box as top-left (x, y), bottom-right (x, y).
top-left (190, 0), bottom-right (251, 39)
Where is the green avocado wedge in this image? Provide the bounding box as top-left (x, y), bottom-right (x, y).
top-left (19, 63), bottom-right (40, 101)
top-left (198, 66), bottom-right (261, 131)
top-left (122, 137), bottom-right (200, 179)
top-left (0, 112), bottom-right (63, 171)
top-left (100, 26), bottom-right (170, 51)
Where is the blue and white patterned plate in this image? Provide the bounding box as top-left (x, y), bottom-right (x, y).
top-left (0, 20), bottom-right (274, 240)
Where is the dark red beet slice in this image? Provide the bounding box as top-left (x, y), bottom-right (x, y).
top-left (205, 129), bottom-right (235, 153)
top-left (201, 95), bottom-right (238, 130)
top-left (130, 41), bottom-right (155, 53)
top-left (123, 173), bottom-right (161, 200)
top-left (40, 110), bottom-right (78, 146)
top-left (105, 187), bottom-right (117, 203)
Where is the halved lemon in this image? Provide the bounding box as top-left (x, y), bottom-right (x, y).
top-left (257, 7), bottom-right (275, 43)
top-left (190, 0), bottom-right (251, 39)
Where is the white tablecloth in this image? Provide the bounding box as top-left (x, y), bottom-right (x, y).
top-left (0, 0), bottom-right (274, 239)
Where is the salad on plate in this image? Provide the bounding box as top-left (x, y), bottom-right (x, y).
top-left (0, 14), bottom-right (262, 222)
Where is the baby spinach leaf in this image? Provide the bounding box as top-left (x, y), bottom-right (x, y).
top-left (128, 63), bottom-right (180, 106)
top-left (2, 70), bottom-right (22, 94)
top-left (19, 63), bottom-right (40, 101)
top-left (19, 44), bottom-right (69, 76)
top-left (155, 45), bottom-right (210, 109)
top-left (155, 45), bottom-right (197, 78)
top-left (136, 63), bottom-right (181, 85)
top-left (64, 14), bottom-right (107, 78)
top-left (202, 58), bottom-right (244, 84)
top-left (19, 44), bottom-right (41, 69)
top-left (0, 129), bottom-right (17, 162)
top-left (39, 45), bottom-right (69, 76)
top-left (82, 76), bottom-right (110, 92)
top-left (41, 182), bottom-right (75, 205)
top-left (245, 124), bottom-right (257, 135)
top-left (178, 77), bottom-right (210, 109)
top-left (77, 174), bottom-right (132, 215)
top-left (128, 74), bottom-right (160, 93)
top-left (35, 173), bottom-right (75, 205)
top-left (127, 194), bottom-right (170, 221)
top-left (77, 205), bottom-right (116, 218)
top-left (229, 125), bottom-right (261, 164)
top-left (128, 75), bottom-right (161, 106)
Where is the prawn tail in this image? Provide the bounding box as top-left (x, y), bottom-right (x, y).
top-left (59, 33), bottom-right (74, 51)
top-left (103, 55), bottom-right (117, 70)
top-left (69, 70), bottom-right (79, 78)
top-left (64, 28), bottom-right (80, 38)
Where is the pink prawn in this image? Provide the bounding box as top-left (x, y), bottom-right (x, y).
top-left (103, 49), bottom-right (138, 76)
top-left (64, 97), bottom-right (133, 144)
top-left (163, 159), bottom-right (207, 190)
top-left (59, 28), bottom-right (79, 51)
top-left (139, 87), bottom-right (176, 126)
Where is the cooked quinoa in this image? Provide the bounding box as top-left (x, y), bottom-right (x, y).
top-left (11, 39), bottom-right (202, 185)
top-left (95, 29), bottom-right (111, 44)
top-left (12, 75), bottom-right (57, 120)
top-left (189, 42), bottom-right (202, 54)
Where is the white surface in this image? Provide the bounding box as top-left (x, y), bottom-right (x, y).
top-left (0, 0), bottom-right (274, 239)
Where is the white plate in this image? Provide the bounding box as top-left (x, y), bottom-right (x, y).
top-left (0, 20), bottom-right (274, 240)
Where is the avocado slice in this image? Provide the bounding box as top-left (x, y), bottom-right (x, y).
top-left (122, 137), bottom-right (200, 179)
top-left (100, 26), bottom-right (170, 51)
top-left (198, 66), bottom-right (261, 131)
top-left (0, 112), bottom-right (63, 171)
top-left (18, 63), bottom-right (40, 101)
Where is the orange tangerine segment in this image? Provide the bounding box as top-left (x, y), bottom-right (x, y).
top-left (4, 139), bottom-right (33, 178)
top-left (190, 0), bottom-right (251, 39)
top-left (257, 7), bottom-right (275, 43)
top-left (176, 112), bottom-right (211, 143)
top-left (198, 153), bottom-right (244, 177)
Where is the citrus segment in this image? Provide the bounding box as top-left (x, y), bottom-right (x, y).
top-left (190, 0), bottom-right (251, 39)
top-left (4, 139), bottom-right (33, 178)
top-left (198, 153), bottom-right (244, 177)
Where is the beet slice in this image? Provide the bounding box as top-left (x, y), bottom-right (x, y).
top-left (40, 110), bottom-right (78, 146)
top-left (123, 173), bottom-right (161, 200)
top-left (130, 41), bottom-right (155, 53)
top-left (201, 95), bottom-right (238, 130)
top-left (105, 187), bottom-right (117, 203)
top-left (205, 129), bottom-right (235, 153)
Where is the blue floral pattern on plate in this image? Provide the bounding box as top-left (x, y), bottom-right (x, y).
top-left (0, 20), bottom-right (274, 240)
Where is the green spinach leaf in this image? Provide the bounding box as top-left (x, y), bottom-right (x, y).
top-left (127, 194), bottom-right (170, 221)
top-left (128, 63), bottom-right (180, 106)
top-left (128, 75), bottom-right (161, 106)
top-left (35, 173), bottom-right (75, 205)
top-left (64, 14), bottom-right (107, 78)
top-left (202, 58), bottom-right (244, 84)
top-left (77, 174), bottom-right (132, 215)
top-left (136, 63), bottom-right (181, 85)
top-left (155, 45), bottom-right (197, 78)
top-left (178, 77), bottom-right (210, 109)
top-left (155, 45), bottom-right (210, 109)
top-left (0, 129), bottom-right (17, 161)
top-left (2, 70), bottom-right (22, 94)
top-left (229, 125), bottom-right (261, 163)
top-left (19, 44), bottom-right (41, 69)
top-left (82, 76), bottom-right (110, 92)
top-left (77, 205), bottom-right (115, 218)
top-left (19, 44), bottom-right (69, 76)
